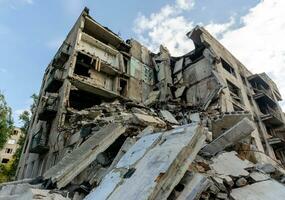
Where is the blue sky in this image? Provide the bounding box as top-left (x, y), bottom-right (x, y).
top-left (2, 0), bottom-right (285, 125)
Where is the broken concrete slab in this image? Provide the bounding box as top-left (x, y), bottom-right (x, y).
top-left (160, 110), bottom-right (179, 124)
top-left (133, 113), bottom-right (166, 127)
top-left (0, 183), bottom-right (70, 200)
top-left (211, 111), bottom-right (251, 138)
top-left (85, 123), bottom-right (206, 200)
top-left (230, 180), bottom-right (285, 200)
top-left (144, 90), bottom-right (160, 106)
top-left (175, 86), bottom-right (186, 99)
top-left (175, 173), bottom-right (211, 200)
top-left (218, 175), bottom-right (234, 187)
top-left (201, 118), bottom-right (255, 156)
top-left (249, 171), bottom-right (270, 182)
top-left (210, 151), bottom-right (254, 177)
top-left (235, 177), bottom-right (247, 187)
top-left (43, 123), bottom-right (126, 188)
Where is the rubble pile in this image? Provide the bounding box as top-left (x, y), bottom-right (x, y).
top-left (4, 8), bottom-right (285, 200)
top-left (1, 99), bottom-right (285, 199)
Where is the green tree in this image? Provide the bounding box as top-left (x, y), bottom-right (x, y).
top-left (0, 93), bottom-right (38, 182)
top-left (0, 92), bottom-right (14, 149)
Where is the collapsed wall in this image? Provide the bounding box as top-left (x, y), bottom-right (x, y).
top-left (4, 7), bottom-right (285, 200)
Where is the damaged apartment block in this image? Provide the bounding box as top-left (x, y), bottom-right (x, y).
top-left (3, 7), bottom-right (285, 200)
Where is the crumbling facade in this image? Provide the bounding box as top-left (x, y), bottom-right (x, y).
top-left (10, 8), bottom-right (285, 200)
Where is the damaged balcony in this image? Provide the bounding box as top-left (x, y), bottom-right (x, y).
top-left (248, 74), bottom-right (276, 104)
top-left (45, 67), bottom-right (64, 93)
top-left (38, 93), bottom-right (59, 121)
top-left (52, 41), bottom-right (71, 69)
top-left (260, 105), bottom-right (284, 127)
top-left (82, 15), bottom-right (130, 52)
top-left (29, 131), bottom-right (49, 154)
top-left (70, 52), bottom-right (129, 100)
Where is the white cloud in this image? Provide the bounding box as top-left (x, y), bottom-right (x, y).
top-left (134, 0), bottom-right (285, 109)
top-left (204, 17), bottom-right (235, 38)
top-left (216, 0), bottom-right (285, 110)
top-left (176, 0), bottom-right (195, 10)
top-left (133, 0), bottom-right (195, 55)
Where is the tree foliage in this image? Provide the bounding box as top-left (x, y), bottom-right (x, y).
top-left (0, 92), bottom-right (13, 149)
top-left (0, 93), bottom-right (38, 182)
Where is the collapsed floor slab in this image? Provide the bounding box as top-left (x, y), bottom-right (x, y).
top-left (85, 123), bottom-right (206, 200)
top-left (44, 123), bottom-right (127, 189)
top-left (201, 118), bottom-right (255, 156)
top-left (230, 180), bottom-right (285, 200)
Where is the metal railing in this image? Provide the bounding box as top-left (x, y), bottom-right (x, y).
top-left (30, 132), bottom-right (49, 153)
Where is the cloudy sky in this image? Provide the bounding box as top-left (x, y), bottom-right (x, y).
top-left (0, 0), bottom-right (284, 125)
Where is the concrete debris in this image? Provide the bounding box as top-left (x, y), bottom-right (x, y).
top-left (132, 113), bottom-right (166, 127)
top-left (0, 183), bottom-right (70, 200)
top-left (249, 171), bottom-right (270, 182)
top-left (201, 118), bottom-right (255, 156)
top-left (144, 91), bottom-right (160, 106)
top-left (230, 180), bottom-right (285, 200)
top-left (6, 7), bottom-right (285, 200)
top-left (44, 123), bottom-right (127, 188)
top-left (210, 151), bottom-right (254, 177)
top-left (85, 124), bottom-right (206, 200)
top-left (159, 110), bottom-right (179, 124)
top-left (172, 173), bottom-right (211, 200)
top-left (235, 177), bottom-right (247, 187)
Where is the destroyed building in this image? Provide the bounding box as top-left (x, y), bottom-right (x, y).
top-left (4, 7), bottom-right (285, 200)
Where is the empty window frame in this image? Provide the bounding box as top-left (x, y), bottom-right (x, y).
top-left (74, 52), bottom-right (92, 77)
top-left (1, 158), bottom-right (9, 164)
top-left (119, 78), bottom-right (128, 96)
top-left (5, 148), bottom-right (13, 154)
top-left (13, 130), bottom-right (19, 135)
top-left (221, 58), bottom-right (236, 77)
top-left (227, 80), bottom-right (243, 105)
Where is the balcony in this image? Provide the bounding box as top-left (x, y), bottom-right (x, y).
top-left (45, 68), bottom-right (64, 93)
top-left (29, 132), bottom-right (49, 154)
top-left (38, 94), bottom-right (59, 121)
top-left (260, 106), bottom-right (284, 127)
top-left (252, 86), bottom-right (276, 107)
top-left (52, 41), bottom-right (71, 69)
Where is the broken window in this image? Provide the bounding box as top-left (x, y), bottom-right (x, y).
top-left (45, 68), bottom-right (64, 93)
top-left (119, 78), bottom-right (128, 96)
top-left (5, 148), bottom-right (13, 154)
top-left (227, 80), bottom-right (243, 105)
top-left (74, 52), bottom-right (92, 77)
top-left (123, 57), bottom-right (129, 73)
top-left (221, 58), bottom-right (236, 77)
top-left (1, 158), bottom-right (9, 164)
top-left (69, 89), bottom-right (103, 110)
top-left (13, 129), bottom-right (19, 135)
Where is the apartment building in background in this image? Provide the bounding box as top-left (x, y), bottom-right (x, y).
top-left (0, 128), bottom-right (22, 165)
